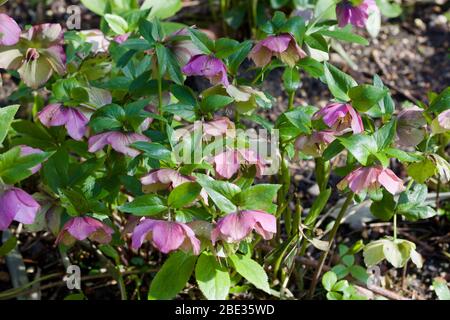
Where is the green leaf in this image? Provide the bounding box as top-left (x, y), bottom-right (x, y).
top-left (282, 67), bottom-right (301, 93)
top-left (370, 189), bottom-right (395, 221)
top-left (188, 28), bottom-right (213, 54)
top-left (148, 251), bottom-right (198, 300)
top-left (350, 265), bottom-right (369, 284)
top-left (331, 264), bottom-right (350, 279)
top-left (373, 74), bottom-right (394, 116)
top-left (275, 108), bottom-right (312, 141)
top-left (89, 104), bottom-right (125, 133)
top-left (322, 271), bottom-right (337, 292)
top-left (228, 41), bottom-right (253, 75)
top-left (195, 252), bottom-right (230, 300)
top-left (118, 194), bottom-right (167, 216)
top-left (373, 118), bottom-right (396, 150)
top-left (363, 240), bottom-right (386, 267)
top-left (236, 184), bottom-right (281, 213)
top-left (168, 182), bottom-right (202, 208)
top-left (201, 95), bottom-right (234, 113)
top-left (142, 0), bottom-right (182, 20)
top-left (338, 134), bottom-right (377, 165)
top-left (384, 148), bottom-right (422, 163)
top-left (375, 0), bottom-right (402, 18)
top-left (229, 254), bottom-right (271, 294)
top-left (348, 85), bottom-right (387, 112)
top-left (214, 38), bottom-right (240, 59)
top-left (397, 184), bottom-right (436, 221)
top-left (104, 14), bottom-right (129, 34)
top-left (323, 62), bottom-right (357, 101)
top-left (0, 147), bottom-right (53, 184)
top-left (0, 105), bottom-right (19, 146)
top-left (433, 278), bottom-right (450, 300)
top-left (0, 236), bottom-right (17, 257)
top-left (428, 87), bottom-right (450, 113)
top-left (80, 0), bottom-right (107, 15)
top-left (194, 174), bottom-right (240, 213)
top-left (319, 26), bottom-right (369, 45)
top-left (132, 142), bottom-right (172, 161)
top-left (407, 158), bottom-right (437, 183)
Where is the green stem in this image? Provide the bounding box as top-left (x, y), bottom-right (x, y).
top-left (288, 91), bottom-right (295, 111)
top-left (307, 192), bottom-right (354, 299)
top-left (393, 212), bottom-right (397, 241)
top-left (155, 59), bottom-right (164, 132)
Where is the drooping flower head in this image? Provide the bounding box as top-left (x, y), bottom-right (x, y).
top-left (295, 130), bottom-right (337, 157)
top-left (249, 33), bottom-right (307, 68)
top-left (140, 168), bottom-right (208, 203)
top-left (431, 109), bottom-right (450, 134)
top-left (38, 103), bottom-right (88, 141)
top-left (336, 0), bottom-right (378, 28)
top-left (212, 148), bottom-right (267, 179)
top-left (396, 106), bottom-right (427, 147)
top-left (131, 219), bottom-right (200, 254)
top-left (19, 145), bottom-right (44, 174)
top-left (0, 13), bottom-right (21, 46)
top-left (88, 131), bottom-right (150, 157)
top-left (0, 187), bottom-right (40, 230)
top-left (166, 28), bottom-right (203, 67)
top-left (182, 54), bottom-right (229, 86)
top-left (338, 166), bottom-right (405, 195)
top-left (314, 102), bottom-right (364, 134)
top-left (56, 217), bottom-right (114, 245)
top-left (0, 23), bottom-right (66, 89)
top-left (211, 210), bottom-right (276, 244)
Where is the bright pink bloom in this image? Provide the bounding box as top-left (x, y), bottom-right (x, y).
top-left (88, 131), bottom-right (150, 157)
top-left (38, 103), bottom-right (88, 141)
top-left (19, 145), bottom-right (44, 174)
top-left (314, 102), bottom-right (364, 134)
top-left (182, 54), bottom-right (229, 86)
top-left (295, 130), bottom-right (337, 157)
top-left (338, 166), bottom-right (405, 195)
top-left (212, 149), bottom-right (267, 179)
top-left (56, 217), bottom-right (114, 245)
top-left (336, 0), bottom-right (378, 28)
top-left (249, 33), bottom-right (306, 68)
top-left (131, 219), bottom-right (200, 254)
top-left (0, 13), bottom-right (21, 46)
top-left (211, 210), bottom-right (276, 244)
top-left (0, 188), bottom-right (40, 230)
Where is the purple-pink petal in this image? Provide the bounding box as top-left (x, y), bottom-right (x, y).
top-left (0, 188), bottom-right (40, 230)
top-left (182, 54), bottom-right (229, 86)
top-left (20, 145), bottom-right (44, 174)
top-left (213, 150), bottom-right (240, 179)
top-left (65, 108), bottom-right (88, 141)
top-left (0, 14), bottom-right (21, 46)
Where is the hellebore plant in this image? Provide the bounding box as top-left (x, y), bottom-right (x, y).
top-left (0, 1), bottom-right (448, 302)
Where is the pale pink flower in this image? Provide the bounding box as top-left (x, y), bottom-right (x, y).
top-left (56, 217), bottom-right (114, 245)
top-left (211, 210), bottom-right (276, 243)
top-left (0, 187), bottom-right (40, 230)
top-left (0, 13), bottom-right (21, 46)
top-left (336, 0), bottom-right (378, 28)
top-left (38, 104), bottom-right (88, 141)
top-left (338, 166), bottom-right (405, 195)
top-left (131, 219), bottom-right (200, 254)
top-left (88, 131), bottom-right (150, 157)
top-left (314, 102), bottom-right (364, 134)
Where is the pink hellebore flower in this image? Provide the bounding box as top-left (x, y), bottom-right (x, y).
top-left (88, 131), bottom-right (150, 157)
top-left (0, 23), bottom-right (66, 89)
top-left (141, 168), bottom-right (192, 192)
top-left (0, 187), bottom-right (40, 230)
top-left (182, 54), bottom-right (229, 86)
top-left (38, 103), bottom-right (88, 141)
top-left (203, 117), bottom-right (235, 138)
top-left (396, 106), bottom-right (426, 147)
top-left (336, 0), bottom-right (378, 28)
top-left (212, 149), bottom-right (266, 179)
top-left (295, 130), bottom-right (336, 157)
top-left (20, 145), bottom-right (44, 174)
top-left (314, 102), bottom-right (364, 134)
top-left (140, 168), bottom-right (208, 203)
top-left (249, 33), bottom-right (307, 68)
top-left (338, 166), bottom-right (405, 195)
top-left (431, 109), bottom-right (450, 134)
top-left (211, 210), bottom-right (276, 244)
top-left (56, 217), bottom-right (114, 245)
top-left (0, 14), bottom-right (21, 46)
top-left (131, 219), bottom-right (200, 255)
top-left (167, 28), bottom-right (203, 67)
